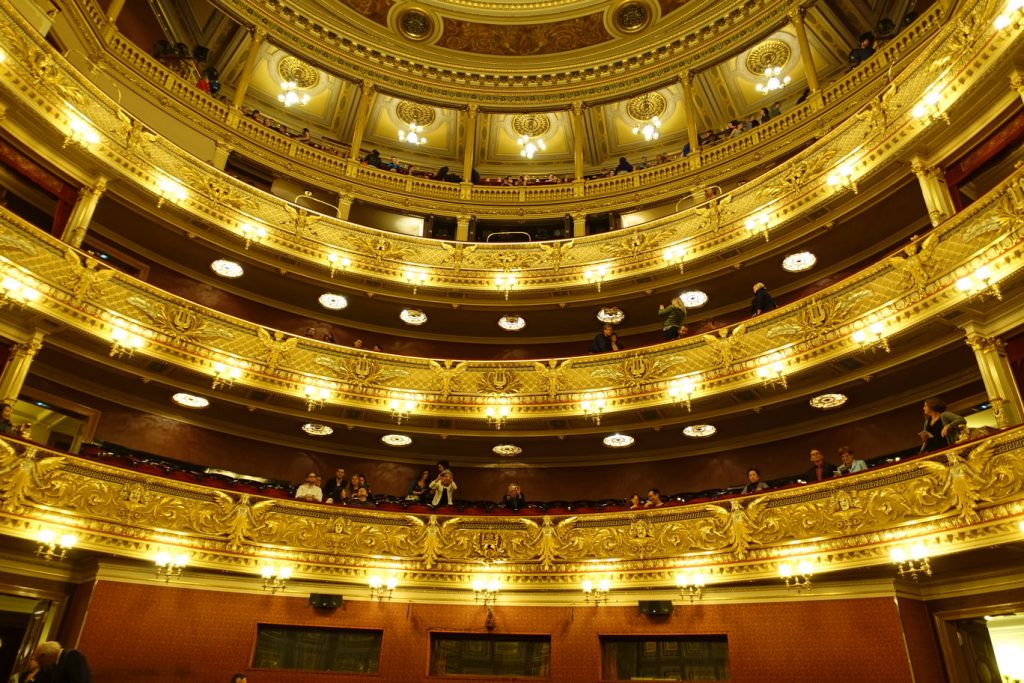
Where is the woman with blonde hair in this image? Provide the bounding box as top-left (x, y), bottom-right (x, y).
top-left (658, 297), bottom-right (687, 340)
top-left (750, 282), bottom-right (777, 316)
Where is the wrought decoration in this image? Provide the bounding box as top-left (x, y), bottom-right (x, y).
top-left (668, 375), bottom-right (698, 412)
top-left (428, 360), bottom-right (468, 399)
top-left (277, 56), bottom-right (320, 89)
top-left (581, 392), bottom-right (606, 425)
top-left (255, 328), bottom-right (299, 373)
top-left (614, 1), bottom-right (651, 33)
top-left (369, 575), bottom-right (397, 600)
top-left (856, 81), bottom-right (899, 138)
top-left (758, 149), bottom-right (838, 200)
top-left (779, 560), bottom-right (814, 592)
top-left (852, 321), bottom-right (891, 353)
top-left (484, 396), bottom-right (512, 429)
top-left (479, 368), bottom-right (523, 395)
top-left (627, 93), bottom-right (665, 140)
top-left (440, 243), bottom-right (477, 274)
top-left (887, 233), bottom-right (939, 293)
top-left (154, 552), bottom-right (188, 581)
top-left (593, 353), bottom-right (667, 389)
top-left (511, 113), bottom-right (551, 139)
top-left (745, 40), bottom-right (792, 76)
top-left (766, 292), bottom-right (871, 343)
top-left (351, 234), bottom-right (416, 262)
top-left (538, 240), bottom-right (574, 270)
top-left (676, 572), bottom-right (707, 602)
top-left (694, 195), bottom-right (733, 232)
top-left (533, 359), bottom-right (574, 399)
top-left (316, 355), bottom-right (408, 391)
top-left (397, 8), bottom-right (433, 40)
top-left (701, 324), bottom-right (746, 370)
top-left (0, 272), bottom-right (39, 309)
top-left (955, 265), bottom-right (1002, 301)
top-left (36, 528), bottom-right (76, 562)
top-left (261, 565), bottom-right (292, 593)
top-left (396, 100), bottom-right (435, 135)
top-left (178, 168), bottom-right (258, 212)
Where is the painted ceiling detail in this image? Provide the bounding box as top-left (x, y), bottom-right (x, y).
top-left (396, 100), bottom-right (436, 127)
top-left (745, 40), bottom-right (792, 75)
top-left (613, 1), bottom-right (652, 33)
top-left (437, 14), bottom-right (612, 56)
top-left (342, 0), bottom-right (395, 26)
top-left (396, 7), bottom-right (434, 40)
top-left (626, 92), bottom-right (667, 122)
top-left (511, 113), bottom-right (551, 138)
top-left (277, 56), bottom-right (320, 88)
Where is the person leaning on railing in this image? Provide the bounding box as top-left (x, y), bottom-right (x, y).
top-left (919, 398), bottom-right (967, 453)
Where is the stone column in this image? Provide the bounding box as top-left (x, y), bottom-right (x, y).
top-left (61, 176), bottom-right (108, 248)
top-left (0, 331), bottom-right (45, 405)
top-left (456, 214), bottom-right (471, 242)
top-left (210, 141), bottom-right (233, 171)
top-left (571, 101), bottom-right (585, 182)
top-left (346, 81), bottom-right (377, 176)
top-left (965, 332), bottom-right (1024, 427)
top-left (680, 71), bottom-right (701, 165)
top-left (911, 157), bottom-right (956, 226)
top-left (230, 29), bottom-right (267, 110)
top-left (462, 104), bottom-right (479, 186)
top-left (337, 193), bottom-right (353, 221)
top-left (106, 0), bottom-right (128, 22)
top-left (789, 7), bottom-right (821, 106)
top-left (571, 211), bottom-right (587, 238)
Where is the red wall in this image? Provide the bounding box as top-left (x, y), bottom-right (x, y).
top-left (76, 580), bottom-right (917, 683)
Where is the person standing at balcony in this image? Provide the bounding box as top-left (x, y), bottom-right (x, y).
top-left (770, 102), bottom-right (783, 118)
top-left (589, 324), bottom-right (616, 353)
top-left (919, 398), bottom-right (967, 452)
top-left (323, 467), bottom-right (349, 503)
top-left (406, 469), bottom-right (432, 503)
top-left (836, 446), bottom-right (868, 474)
top-left (430, 469), bottom-right (457, 507)
top-left (658, 297), bottom-right (688, 340)
top-left (804, 449), bottom-right (837, 481)
top-left (609, 332), bottom-right (624, 352)
top-left (364, 149), bottom-right (385, 169)
top-left (502, 483), bottom-right (525, 511)
top-left (614, 157), bottom-right (633, 174)
top-left (750, 282), bottom-right (777, 316)
top-left (294, 472), bottom-right (323, 502)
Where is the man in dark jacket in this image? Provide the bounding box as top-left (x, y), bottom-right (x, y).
top-left (33, 641), bottom-right (91, 683)
top-left (589, 324), bottom-right (615, 353)
top-left (804, 449), bottom-right (837, 482)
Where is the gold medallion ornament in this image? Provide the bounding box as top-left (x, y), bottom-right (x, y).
top-left (613, 0), bottom-right (652, 33)
top-left (277, 56), bottom-right (320, 89)
top-left (511, 113), bottom-right (551, 139)
top-left (397, 8), bottom-right (433, 40)
top-left (396, 100), bottom-right (436, 128)
top-left (626, 92), bottom-right (667, 123)
top-left (745, 40), bottom-right (792, 76)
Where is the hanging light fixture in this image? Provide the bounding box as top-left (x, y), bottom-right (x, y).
top-left (631, 116), bottom-right (661, 141)
top-left (277, 81), bottom-right (310, 107)
top-left (518, 134), bottom-right (546, 159)
top-left (398, 123), bottom-right (427, 146)
top-left (512, 113), bottom-right (551, 160)
top-left (755, 67), bottom-right (791, 94)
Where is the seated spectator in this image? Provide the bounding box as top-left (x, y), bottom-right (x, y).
top-left (769, 101), bottom-right (783, 118)
top-left (196, 75), bottom-right (210, 93)
top-left (350, 473), bottom-right (371, 502)
top-left (681, 142), bottom-right (691, 158)
top-left (430, 469), bottom-right (457, 506)
top-left (644, 488), bottom-right (665, 508)
top-left (323, 331), bottom-right (336, 343)
top-left (609, 332), bottom-right (624, 352)
top-left (728, 120), bottom-right (744, 138)
top-left (804, 449), bottom-right (837, 482)
top-left (589, 324), bottom-right (615, 353)
top-left (758, 107), bottom-right (770, 123)
top-left (636, 156), bottom-right (648, 170)
top-left (628, 493), bottom-right (642, 510)
top-left (919, 397), bottom-right (967, 452)
top-left (750, 282), bottom-right (777, 316)
top-left (373, 344), bottom-right (384, 352)
top-left (297, 128), bottom-right (312, 143)
top-left (849, 32), bottom-right (876, 65)
top-left (323, 467), bottom-right (348, 503)
top-left (749, 118), bottom-right (760, 128)
top-left (353, 339), bottom-right (364, 349)
top-left (294, 472), bottom-right (323, 502)
top-left (742, 468), bottom-right (769, 494)
top-left (364, 149), bottom-right (385, 169)
top-left (304, 326), bottom-right (317, 337)
top-left (836, 446), bottom-right (868, 474)
top-left (502, 483), bottom-right (525, 511)
top-left (614, 157), bottom-right (633, 174)
top-left (0, 403), bottom-right (15, 435)
top-left (406, 469), bottom-right (431, 503)
top-left (796, 88), bottom-right (811, 104)
top-left (471, 168), bottom-right (481, 184)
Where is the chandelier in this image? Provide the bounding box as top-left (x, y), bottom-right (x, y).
top-left (399, 123), bottom-right (427, 145)
top-left (755, 67), bottom-right (791, 94)
top-left (518, 135), bottom-right (546, 159)
top-left (631, 116), bottom-right (661, 141)
top-left (277, 81), bottom-right (309, 107)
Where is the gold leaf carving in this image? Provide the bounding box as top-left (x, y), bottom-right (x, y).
top-left (439, 242), bottom-right (477, 274)
top-left (538, 240), bottom-right (575, 270)
top-left (428, 359), bottom-right (468, 398)
top-left (178, 167), bottom-right (259, 213)
top-left (316, 354), bottom-right (408, 390)
top-left (350, 233), bottom-right (416, 262)
top-left (478, 368), bottom-right (524, 395)
top-left (256, 328), bottom-right (299, 372)
top-left (886, 233), bottom-right (939, 293)
top-left (766, 291), bottom-right (871, 342)
top-left (591, 353), bottom-right (668, 388)
top-left (0, 442), bottom-right (64, 512)
top-left (61, 249), bottom-right (115, 302)
top-left (701, 323), bottom-right (746, 370)
top-left (129, 297), bottom-right (235, 346)
top-left (532, 359), bottom-right (574, 398)
top-left (602, 227), bottom-right (673, 260)
top-left (694, 195), bottom-right (733, 232)
top-left (758, 149), bottom-right (838, 200)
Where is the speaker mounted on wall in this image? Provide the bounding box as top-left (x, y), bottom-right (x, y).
top-left (638, 600), bottom-right (674, 617)
top-left (309, 593), bottom-right (343, 609)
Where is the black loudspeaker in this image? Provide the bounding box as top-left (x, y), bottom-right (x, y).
top-left (309, 593), bottom-right (343, 609)
top-left (638, 600), bottom-right (674, 617)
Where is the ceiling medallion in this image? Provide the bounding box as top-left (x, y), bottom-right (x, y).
top-left (400, 308), bottom-right (428, 326)
top-left (680, 290), bottom-right (708, 308)
top-left (172, 393), bottom-right (209, 409)
top-left (683, 424), bottom-right (717, 438)
top-left (809, 393), bottom-right (848, 410)
top-left (396, 100), bottom-right (436, 128)
top-left (210, 259), bottom-right (243, 278)
top-left (782, 252), bottom-right (817, 272)
top-left (382, 434), bottom-right (413, 446)
top-left (745, 40), bottom-right (792, 76)
top-left (318, 293), bottom-right (348, 310)
top-left (626, 92), bottom-right (667, 122)
top-left (498, 315), bottom-right (526, 331)
top-left (302, 423), bottom-right (334, 436)
top-left (277, 56), bottom-right (320, 89)
top-left (603, 433), bottom-right (635, 448)
top-left (493, 444), bottom-right (522, 457)
top-left (597, 307), bottom-right (625, 324)
top-left (397, 8), bottom-right (433, 41)
top-left (613, 0), bottom-right (653, 33)
top-left (511, 113), bottom-right (551, 139)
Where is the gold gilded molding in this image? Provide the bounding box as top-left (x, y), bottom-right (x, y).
top-left (277, 56), bottom-right (319, 89)
top-left (395, 100), bottom-right (436, 127)
top-left (745, 40), bottom-right (792, 75)
top-left (626, 92), bottom-right (667, 122)
top-left (510, 113), bottom-right (551, 139)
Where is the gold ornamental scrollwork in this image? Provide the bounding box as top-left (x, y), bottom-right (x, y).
top-left (60, 249), bottom-right (115, 303)
top-left (626, 92), bottom-right (667, 123)
top-left (765, 291), bottom-right (872, 342)
top-left (479, 368), bottom-right (524, 395)
top-left (533, 359), bottom-right (574, 399)
top-left (701, 324), bottom-right (746, 370)
top-left (277, 56), bottom-right (320, 89)
top-left (256, 328), bottom-right (299, 372)
top-left (439, 242), bottom-right (477, 274)
top-left (428, 359), bottom-right (468, 399)
top-left (511, 113), bottom-right (551, 139)
top-left (396, 100), bottom-right (436, 127)
top-left (129, 298), bottom-right (235, 346)
top-left (317, 354), bottom-right (409, 391)
top-left (592, 353), bottom-right (669, 389)
top-left (886, 233), bottom-right (939, 293)
top-left (745, 40), bottom-right (792, 75)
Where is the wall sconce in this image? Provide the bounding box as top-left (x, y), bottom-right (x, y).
top-left (304, 383), bottom-right (331, 411)
top-left (890, 543), bottom-right (932, 580)
top-left (778, 560), bottom-right (814, 592)
top-left (239, 223), bottom-right (267, 250)
top-left (156, 177), bottom-right (187, 208)
top-left (211, 359), bottom-right (244, 390)
top-left (581, 392), bottom-right (606, 425)
top-left (369, 575), bottom-right (397, 601)
top-left (662, 244), bottom-right (686, 273)
top-left (495, 272), bottom-right (517, 300)
top-left (485, 397), bottom-right (511, 430)
top-left (36, 529), bottom-right (77, 562)
top-left (582, 579), bottom-right (611, 605)
top-left (154, 552), bottom-right (188, 582)
top-left (110, 319), bottom-right (146, 359)
top-left (826, 162), bottom-right (858, 194)
top-left (0, 273), bottom-right (40, 309)
top-left (744, 212), bottom-right (770, 242)
top-left (327, 252), bottom-right (352, 278)
top-left (675, 572), bottom-right (707, 602)
top-left (668, 376), bottom-right (698, 412)
top-left (403, 268), bottom-right (429, 295)
top-left (955, 266), bottom-right (1002, 301)
top-left (261, 565), bottom-right (292, 593)
top-left (994, 0), bottom-right (1023, 29)
top-left (389, 393), bottom-right (417, 424)
top-left (756, 355), bottom-right (787, 389)
top-left (851, 321), bottom-right (890, 353)
top-left (911, 90), bottom-right (948, 125)
top-left (583, 265), bottom-right (609, 292)
top-left (472, 577), bottom-right (501, 605)
top-left (63, 115), bottom-right (100, 149)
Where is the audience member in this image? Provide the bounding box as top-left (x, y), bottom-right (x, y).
top-left (364, 149), bottom-right (385, 169)
top-left (658, 297), bottom-right (688, 340)
top-left (17, 655), bottom-right (41, 682)
top-left (749, 118), bottom-right (760, 129)
top-left (750, 282), bottom-right (777, 316)
top-left (796, 88), bottom-right (811, 104)
top-left (0, 403), bottom-right (14, 435)
top-left (919, 398), bottom-right (967, 452)
top-left (350, 473), bottom-right (371, 502)
top-left (323, 467), bottom-right (348, 503)
top-left (502, 483), bottom-right (525, 511)
top-left (614, 157), bottom-right (633, 174)
top-left (353, 339), bottom-right (364, 349)
top-left (406, 469), bottom-right (431, 503)
top-left (728, 120), bottom-right (744, 138)
top-left (373, 344), bottom-right (384, 352)
top-left (769, 101), bottom-right (782, 118)
top-left (681, 142), bottom-right (691, 158)
top-left (628, 493), bottom-right (642, 509)
top-left (32, 641), bottom-right (91, 683)
top-left (230, 676), bottom-right (247, 683)
top-left (323, 331), bottom-right (336, 343)
top-left (742, 468), bottom-right (769, 493)
top-left (430, 469), bottom-right (457, 506)
top-left (804, 449), bottom-right (837, 482)
top-left (433, 166), bottom-right (450, 181)
top-left (609, 332), bottom-right (624, 352)
top-left (644, 488), bottom-right (665, 508)
top-left (589, 324), bottom-right (615, 353)
top-left (836, 446), bottom-right (867, 474)
top-left (304, 326), bottom-right (317, 337)
top-left (294, 472), bottom-right (323, 502)
top-left (849, 32), bottom-right (876, 65)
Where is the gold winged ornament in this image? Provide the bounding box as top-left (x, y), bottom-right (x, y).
top-left (702, 323), bottom-right (746, 370)
top-left (440, 242), bottom-right (477, 274)
top-left (0, 441), bottom-right (65, 512)
top-left (62, 249), bottom-right (115, 302)
top-left (886, 233), bottom-right (939, 293)
top-left (257, 328), bottom-right (299, 372)
top-left (428, 359), bottom-right (468, 399)
top-left (538, 240), bottom-right (574, 270)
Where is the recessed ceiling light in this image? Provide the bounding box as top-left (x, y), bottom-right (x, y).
top-left (782, 251), bottom-right (817, 272)
top-left (400, 308), bottom-right (428, 326)
top-left (381, 434), bottom-right (412, 446)
top-left (302, 423), bottom-right (334, 436)
top-left (498, 315), bottom-right (526, 331)
top-left (597, 307), bottom-right (625, 324)
top-left (493, 444), bottom-right (522, 456)
top-left (683, 424), bottom-right (716, 438)
top-left (603, 433), bottom-right (635, 448)
top-left (318, 293), bottom-right (348, 310)
top-left (809, 393), bottom-right (848, 409)
top-left (172, 392), bottom-right (210, 409)
top-left (680, 290), bottom-right (708, 308)
top-left (210, 259), bottom-right (243, 278)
